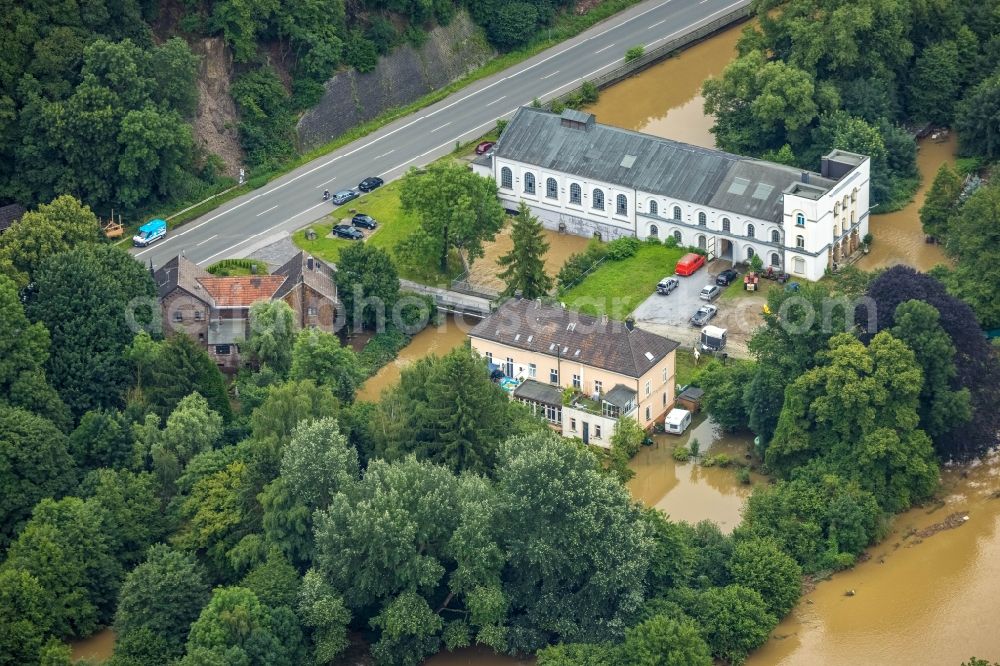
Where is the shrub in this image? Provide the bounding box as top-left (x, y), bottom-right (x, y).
top-left (672, 445), bottom-right (690, 462)
top-left (579, 81), bottom-right (600, 105)
top-left (663, 235), bottom-right (679, 248)
top-left (689, 438), bottom-right (700, 458)
top-left (606, 236), bottom-right (641, 260)
top-left (625, 45), bottom-right (645, 61)
top-left (551, 99), bottom-right (566, 114)
top-left (736, 466), bottom-right (751, 485)
top-left (496, 119), bottom-right (509, 135)
top-left (345, 31), bottom-right (379, 73)
top-left (359, 329), bottom-right (409, 376)
top-left (557, 240), bottom-right (608, 288)
top-left (701, 453), bottom-right (734, 468)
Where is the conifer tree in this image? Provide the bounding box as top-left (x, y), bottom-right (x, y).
top-left (497, 202), bottom-right (553, 299)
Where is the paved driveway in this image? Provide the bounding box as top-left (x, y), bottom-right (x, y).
top-left (632, 262), bottom-right (766, 358)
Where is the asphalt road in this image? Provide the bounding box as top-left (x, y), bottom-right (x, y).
top-left (135, 0), bottom-right (751, 270)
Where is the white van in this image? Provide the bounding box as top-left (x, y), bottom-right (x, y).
top-left (664, 408), bottom-right (692, 435)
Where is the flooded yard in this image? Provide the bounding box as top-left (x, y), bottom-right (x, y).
top-left (465, 224), bottom-right (592, 294)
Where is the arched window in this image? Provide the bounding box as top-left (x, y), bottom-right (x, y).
top-left (616, 194), bottom-right (627, 215)
top-left (592, 189), bottom-right (604, 210)
top-left (569, 183), bottom-right (581, 205)
top-left (722, 217), bottom-right (731, 232)
top-left (649, 200), bottom-right (658, 215)
top-left (833, 224), bottom-right (840, 237)
top-left (672, 206), bottom-right (681, 220)
top-left (851, 188), bottom-right (857, 203)
top-left (697, 234), bottom-right (706, 250)
top-left (746, 246), bottom-right (755, 259)
top-left (796, 235), bottom-right (805, 249)
top-left (770, 252), bottom-right (780, 267)
top-left (546, 177), bottom-right (557, 199)
top-left (796, 212), bottom-right (805, 227)
top-left (698, 212), bottom-right (707, 226)
top-left (771, 229), bottom-right (780, 243)
top-left (648, 224), bottom-right (658, 237)
top-left (850, 211), bottom-right (856, 226)
top-left (746, 223), bottom-right (755, 239)
top-left (524, 172), bottom-right (535, 195)
top-left (842, 195), bottom-right (849, 209)
top-left (673, 230), bottom-right (682, 244)
top-left (500, 167), bottom-right (512, 189)
top-left (833, 202), bottom-right (840, 216)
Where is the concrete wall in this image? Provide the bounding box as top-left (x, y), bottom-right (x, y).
top-left (297, 11), bottom-right (493, 150)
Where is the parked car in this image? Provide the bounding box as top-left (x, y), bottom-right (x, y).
top-left (689, 304), bottom-right (718, 327)
top-left (656, 276), bottom-right (679, 295)
top-left (715, 268), bottom-right (739, 286)
top-left (475, 141), bottom-right (495, 155)
top-left (132, 218), bottom-right (166, 247)
top-left (675, 252), bottom-right (706, 276)
top-left (352, 214), bottom-right (378, 229)
top-left (358, 177), bottom-right (384, 192)
top-left (333, 224), bottom-right (364, 240)
top-left (331, 189), bottom-right (359, 205)
top-left (699, 285), bottom-right (722, 301)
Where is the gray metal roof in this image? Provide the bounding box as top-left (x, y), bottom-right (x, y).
top-left (605, 384), bottom-right (637, 409)
top-left (513, 379), bottom-right (563, 406)
top-left (494, 107), bottom-right (840, 223)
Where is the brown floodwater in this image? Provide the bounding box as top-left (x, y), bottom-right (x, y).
top-left (355, 315), bottom-right (470, 402)
top-left (70, 628), bottom-right (116, 662)
top-left (749, 450), bottom-right (1000, 666)
top-left (856, 135), bottom-right (955, 273)
top-left (467, 225), bottom-right (592, 293)
top-left (582, 21), bottom-right (743, 148)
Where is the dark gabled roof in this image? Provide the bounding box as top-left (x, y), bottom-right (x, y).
top-left (273, 251), bottom-right (337, 302)
top-left (494, 107), bottom-right (840, 223)
top-left (678, 386), bottom-right (704, 401)
top-left (469, 298), bottom-right (679, 378)
top-left (513, 379), bottom-right (563, 406)
top-left (605, 384), bottom-right (637, 408)
top-left (154, 256), bottom-right (212, 300)
top-left (0, 204), bottom-right (26, 232)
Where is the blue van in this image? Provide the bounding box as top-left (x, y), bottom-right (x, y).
top-left (133, 219), bottom-right (167, 247)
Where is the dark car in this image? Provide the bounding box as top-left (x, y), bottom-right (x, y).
top-left (333, 224), bottom-right (364, 240)
top-left (689, 304), bottom-right (718, 327)
top-left (331, 190), bottom-right (359, 205)
top-left (475, 141), bottom-right (495, 155)
top-left (352, 214), bottom-right (378, 229)
top-left (358, 177), bottom-right (383, 192)
top-left (716, 268), bottom-right (739, 286)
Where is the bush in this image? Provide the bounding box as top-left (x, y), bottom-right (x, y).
top-left (557, 240), bottom-right (608, 289)
top-left (606, 236), bottom-right (641, 260)
top-left (689, 438), bottom-right (700, 458)
top-left (663, 235), bottom-right (679, 248)
top-left (496, 119), bottom-right (509, 135)
top-left (345, 31), bottom-right (379, 73)
top-left (736, 466), bottom-right (751, 485)
top-left (579, 81), bottom-right (600, 105)
top-left (672, 445), bottom-right (690, 462)
top-left (701, 453), bottom-right (734, 468)
top-left (551, 99), bottom-right (566, 114)
top-left (625, 45), bottom-right (645, 61)
top-left (359, 328), bottom-right (409, 376)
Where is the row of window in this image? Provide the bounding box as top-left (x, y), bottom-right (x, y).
top-left (501, 168), bottom-right (630, 215)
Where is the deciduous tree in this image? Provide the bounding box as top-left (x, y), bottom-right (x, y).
top-left (727, 537), bottom-right (802, 617)
top-left (281, 417), bottom-right (359, 511)
top-left (334, 242), bottom-right (399, 331)
top-left (290, 329), bottom-right (366, 403)
top-left (621, 614), bottom-right (712, 666)
top-left (145, 333), bottom-right (232, 422)
top-left (245, 300), bottom-right (298, 376)
top-left (919, 163), bottom-right (963, 239)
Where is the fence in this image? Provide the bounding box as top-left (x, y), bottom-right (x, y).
top-left (547, 2), bottom-right (753, 110)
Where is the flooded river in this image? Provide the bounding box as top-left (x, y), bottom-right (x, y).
top-left (468, 226), bottom-right (592, 293)
top-left (856, 135), bottom-right (955, 273)
top-left (70, 628), bottom-right (115, 662)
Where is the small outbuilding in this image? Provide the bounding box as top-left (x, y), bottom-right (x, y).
top-left (676, 386), bottom-right (704, 413)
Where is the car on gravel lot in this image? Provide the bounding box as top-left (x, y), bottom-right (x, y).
top-left (699, 285), bottom-right (722, 301)
top-left (352, 214), bottom-right (378, 229)
top-left (475, 141), bottom-right (495, 155)
top-left (656, 276), bottom-right (679, 295)
top-left (689, 304), bottom-right (718, 327)
top-left (333, 224), bottom-right (364, 240)
top-left (715, 268), bottom-right (739, 286)
top-left (358, 177), bottom-right (383, 192)
top-left (331, 189), bottom-right (359, 205)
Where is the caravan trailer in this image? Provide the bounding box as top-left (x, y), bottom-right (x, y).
top-left (700, 325), bottom-right (727, 353)
top-left (664, 408), bottom-right (692, 435)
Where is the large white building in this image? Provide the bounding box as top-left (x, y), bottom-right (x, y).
top-left (472, 107), bottom-right (871, 281)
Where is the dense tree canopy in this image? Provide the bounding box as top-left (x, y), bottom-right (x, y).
top-left (244, 300), bottom-right (298, 376)
top-left (335, 243), bottom-right (400, 331)
top-left (289, 329), bottom-right (366, 403)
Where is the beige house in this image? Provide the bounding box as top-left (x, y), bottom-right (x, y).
top-left (469, 298), bottom-right (679, 447)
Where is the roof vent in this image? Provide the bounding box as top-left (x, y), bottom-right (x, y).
top-left (566, 322), bottom-right (576, 331)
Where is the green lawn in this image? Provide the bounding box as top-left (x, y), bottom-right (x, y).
top-left (675, 348), bottom-right (697, 388)
top-left (291, 181), bottom-right (462, 286)
top-left (562, 243), bottom-right (685, 318)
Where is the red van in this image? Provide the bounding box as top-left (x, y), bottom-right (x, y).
top-left (675, 252), bottom-right (706, 276)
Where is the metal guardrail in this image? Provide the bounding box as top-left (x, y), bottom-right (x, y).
top-left (548, 2), bottom-right (753, 109)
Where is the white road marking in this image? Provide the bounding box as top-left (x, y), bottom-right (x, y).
top-left (134, 193), bottom-right (264, 256)
top-left (485, 96), bottom-right (507, 106)
top-left (594, 43), bottom-right (616, 54)
top-left (197, 201), bottom-right (330, 266)
top-left (649, 19), bottom-right (666, 28)
top-left (195, 234), bottom-right (217, 246)
top-left (374, 149), bottom-right (395, 159)
top-left (430, 121), bottom-right (452, 133)
top-left (256, 205), bottom-right (278, 216)
top-left (540, 71), bottom-right (560, 79)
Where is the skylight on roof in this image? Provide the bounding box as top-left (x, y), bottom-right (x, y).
top-left (574, 349), bottom-right (580, 356)
top-left (752, 183), bottom-right (774, 200)
top-left (514, 334), bottom-right (521, 341)
top-left (644, 352), bottom-right (655, 361)
top-left (620, 155), bottom-right (637, 169)
top-left (727, 177), bottom-right (750, 196)
top-left (549, 343), bottom-right (556, 351)
top-left (527, 335), bottom-right (533, 343)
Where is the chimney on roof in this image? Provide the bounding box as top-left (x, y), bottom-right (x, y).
top-left (801, 172), bottom-right (810, 184)
top-left (307, 256), bottom-right (315, 271)
top-left (250, 263), bottom-right (257, 275)
top-left (601, 314), bottom-right (609, 325)
top-left (625, 317), bottom-right (635, 332)
top-left (535, 298), bottom-right (541, 308)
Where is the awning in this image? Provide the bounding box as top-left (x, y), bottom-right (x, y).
top-left (513, 379), bottom-right (563, 407)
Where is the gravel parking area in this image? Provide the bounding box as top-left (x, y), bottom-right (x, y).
top-left (631, 261), bottom-right (767, 358)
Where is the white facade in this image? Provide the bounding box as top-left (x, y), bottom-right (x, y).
top-left (481, 142), bottom-right (871, 282)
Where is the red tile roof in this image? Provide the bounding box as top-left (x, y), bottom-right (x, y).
top-left (196, 275), bottom-right (287, 307)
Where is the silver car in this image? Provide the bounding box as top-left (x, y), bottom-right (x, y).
top-left (699, 285), bottom-right (722, 301)
top-left (656, 276), bottom-right (679, 295)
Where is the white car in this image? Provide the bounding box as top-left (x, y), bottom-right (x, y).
top-left (699, 284), bottom-right (722, 301)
